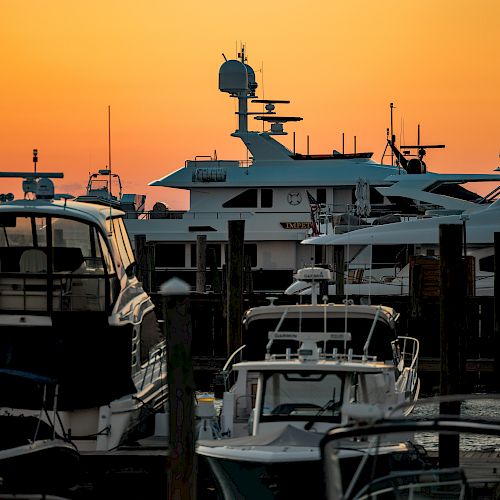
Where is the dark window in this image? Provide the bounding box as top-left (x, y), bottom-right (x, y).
top-left (155, 243), bottom-right (185, 267)
top-left (316, 188), bottom-right (326, 204)
top-left (223, 189), bottom-right (258, 208)
top-left (315, 245), bottom-right (323, 265)
top-left (261, 189), bottom-right (273, 208)
top-left (190, 243), bottom-right (222, 268)
top-left (370, 187), bottom-right (384, 204)
top-left (244, 244), bottom-right (257, 267)
top-left (479, 255), bottom-right (494, 272)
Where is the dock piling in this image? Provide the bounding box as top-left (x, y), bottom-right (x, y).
top-left (160, 278), bottom-right (197, 500)
top-left (439, 224), bottom-right (467, 468)
top-left (196, 234), bottom-right (207, 293)
top-left (226, 220), bottom-right (245, 357)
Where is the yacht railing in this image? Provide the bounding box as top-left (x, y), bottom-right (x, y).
top-left (139, 340), bottom-right (166, 391)
top-left (353, 467), bottom-right (479, 500)
top-left (0, 272), bottom-right (113, 313)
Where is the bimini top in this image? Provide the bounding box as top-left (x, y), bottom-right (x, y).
top-left (0, 198), bottom-right (125, 228)
top-left (243, 303), bottom-right (399, 330)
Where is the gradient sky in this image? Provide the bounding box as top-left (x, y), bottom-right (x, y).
top-left (1, 0), bottom-right (499, 209)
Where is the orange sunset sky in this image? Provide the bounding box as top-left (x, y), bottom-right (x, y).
top-left (0, 0), bottom-right (499, 209)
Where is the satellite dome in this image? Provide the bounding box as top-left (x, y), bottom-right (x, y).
top-left (219, 60), bottom-right (248, 94)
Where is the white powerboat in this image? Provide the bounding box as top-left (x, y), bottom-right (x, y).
top-left (75, 168), bottom-right (146, 219)
top-left (0, 171), bottom-right (167, 452)
top-left (124, 48), bottom-right (500, 292)
top-left (197, 290), bottom-right (419, 498)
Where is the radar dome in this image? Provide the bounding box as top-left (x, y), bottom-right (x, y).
top-left (219, 60), bottom-right (248, 94)
top-left (406, 158), bottom-right (424, 174)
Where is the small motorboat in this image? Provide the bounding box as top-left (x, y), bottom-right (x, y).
top-left (197, 283), bottom-right (420, 498)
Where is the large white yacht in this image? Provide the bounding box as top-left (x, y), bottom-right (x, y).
top-left (124, 49), bottom-right (500, 292)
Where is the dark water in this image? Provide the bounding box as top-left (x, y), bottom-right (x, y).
top-left (412, 396), bottom-right (500, 451)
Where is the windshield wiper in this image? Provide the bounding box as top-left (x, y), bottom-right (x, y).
top-left (304, 388), bottom-right (339, 431)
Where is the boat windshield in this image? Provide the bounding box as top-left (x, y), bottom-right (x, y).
top-left (0, 214), bottom-right (117, 313)
top-left (261, 371), bottom-right (344, 423)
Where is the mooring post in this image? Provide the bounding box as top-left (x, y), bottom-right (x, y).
top-left (494, 232), bottom-right (500, 389)
top-left (160, 278), bottom-right (196, 500)
top-left (333, 246), bottom-right (345, 296)
top-left (439, 224), bottom-right (466, 468)
top-left (227, 220), bottom-right (245, 357)
top-left (196, 234), bottom-right (207, 293)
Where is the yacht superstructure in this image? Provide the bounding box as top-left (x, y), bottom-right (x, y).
top-left (124, 48), bottom-right (500, 292)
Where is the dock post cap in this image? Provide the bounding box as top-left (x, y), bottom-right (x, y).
top-left (160, 277), bottom-right (191, 296)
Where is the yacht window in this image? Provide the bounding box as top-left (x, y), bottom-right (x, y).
top-left (0, 216), bottom-right (27, 247)
top-left (479, 255), bottom-right (494, 272)
top-left (116, 218), bottom-right (135, 265)
top-left (97, 232), bottom-right (115, 274)
top-left (0, 216), bottom-right (47, 248)
top-left (314, 246), bottom-right (323, 266)
top-left (190, 243), bottom-right (221, 268)
top-left (316, 188), bottom-right (326, 204)
top-left (370, 187), bottom-right (384, 204)
top-left (222, 189), bottom-right (258, 208)
top-left (261, 189), bottom-right (273, 208)
top-left (0, 216), bottom-right (48, 271)
top-left (155, 243), bottom-right (186, 267)
top-left (244, 244), bottom-right (257, 267)
top-left (111, 218), bottom-right (133, 272)
top-left (261, 371), bottom-right (343, 422)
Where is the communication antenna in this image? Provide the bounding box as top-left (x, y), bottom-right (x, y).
top-left (107, 105), bottom-right (112, 198)
top-left (390, 103), bottom-right (395, 166)
top-left (33, 148), bottom-right (38, 174)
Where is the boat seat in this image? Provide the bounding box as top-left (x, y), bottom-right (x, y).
top-left (347, 269), bottom-right (364, 284)
top-left (19, 249), bottom-right (47, 273)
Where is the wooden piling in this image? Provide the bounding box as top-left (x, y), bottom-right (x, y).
top-left (226, 220), bottom-right (245, 357)
top-left (439, 224), bottom-right (467, 468)
top-left (333, 246), bottom-right (345, 296)
top-left (160, 278), bottom-right (197, 500)
top-left (196, 235), bottom-right (207, 293)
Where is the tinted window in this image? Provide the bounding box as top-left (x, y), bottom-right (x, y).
top-left (370, 187), bottom-right (384, 204)
top-left (317, 188), bottom-right (326, 204)
top-left (112, 219), bottom-right (133, 271)
top-left (479, 255), bottom-right (494, 272)
top-left (155, 243), bottom-right (186, 267)
top-left (223, 189), bottom-right (258, 208)
top-left (261, 189), bottom-right (273, 208)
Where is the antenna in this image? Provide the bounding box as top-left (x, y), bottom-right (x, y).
top-left (390, 103), bottom-right (395, 166)
top-left (108, 105), bottom-right (112, 198)
top-left (33, 149), bottom-right (38, 174)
